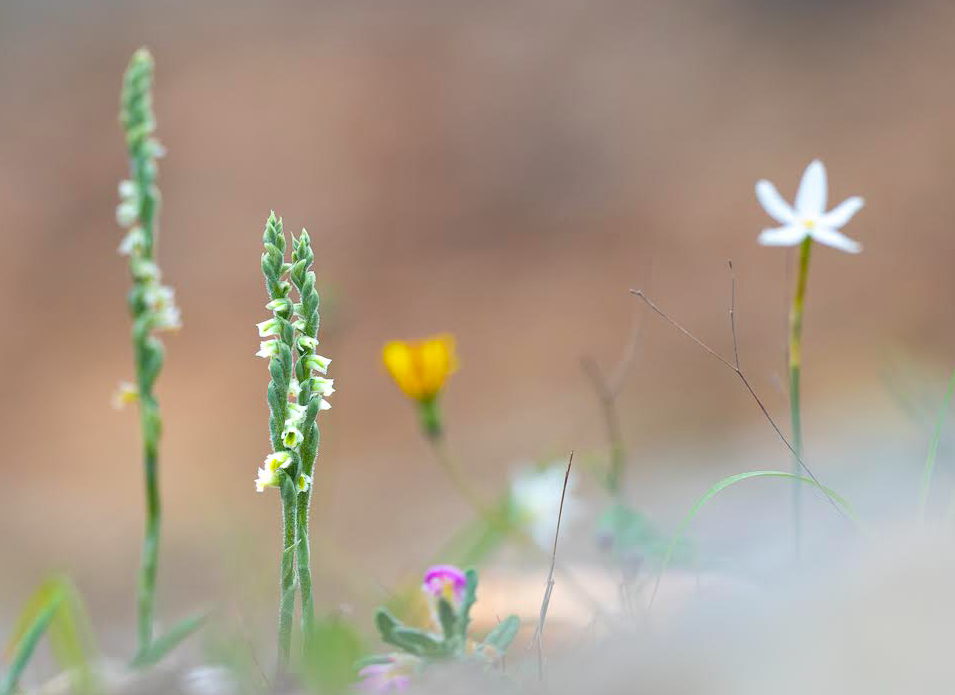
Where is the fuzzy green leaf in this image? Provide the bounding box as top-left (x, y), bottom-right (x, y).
top-left (482, 615), bottom-right (520, 653)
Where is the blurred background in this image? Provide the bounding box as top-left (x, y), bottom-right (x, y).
top-left (2, 0), bottom-right (955, 661)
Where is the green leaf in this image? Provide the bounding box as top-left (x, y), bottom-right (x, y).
top-left (374, 609), bottom-right (401, 644)
top-left (650, 471), bottom-right (860, 606)
top-left (4, 576), bottom-right (98, 695)
top-left (131, 612), bottom-right (206, 668)
top-left (436, 598), bottom-right (456, 643)
top-left (1, 591), bottom-right (61, 695)
top-left (482, 615), bottom-right (520, 653)
top-left (390, 628), bottom-right (445, 657)
top-left (458, 569), bottom-right (478, 640)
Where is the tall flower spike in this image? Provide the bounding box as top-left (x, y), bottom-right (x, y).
top-left (257, 215), bottom-right (333, 666)
top-left (287, 227), bottom-right (329, 649)
top-left (117, 47), bottom-right (180, 656)
top-left (259, 212), bottom-right (299, 668)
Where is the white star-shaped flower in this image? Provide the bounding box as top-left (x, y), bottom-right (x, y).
top-left (756, 160), bottom-right (864, 254)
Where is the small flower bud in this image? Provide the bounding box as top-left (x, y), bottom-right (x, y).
top-left (118, 227), bottom-right (146, 256)
top-left (118, 179), bottom-right (138, 199)
top-left (285, 403), bottom-right (306, 422)
top-left (131, 259), bottom-right (161, 282)
top-left (282, 424), bottom-right (303, 448)
top-left (266, 298), bottom-right (292, 313)
top-left (297, 335), bottom-right (318, 351)
top-left (288, 378), bottom-right (301, 399)
top-left (297, 474), bottom-right (312, 493)
top-left (116, 201), bottom-right (139, 228)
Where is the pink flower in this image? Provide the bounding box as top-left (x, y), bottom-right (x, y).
top-left (358, 655), bottom-right (416, 692)
top-left (421, 565), bottom-right (467, 607)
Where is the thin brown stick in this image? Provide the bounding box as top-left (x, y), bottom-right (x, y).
top-left (581, 357), bottom-right (627, 494)
top-left (532, 451), bottom-right (574, 684)
top-left (629, 269), bottom-right (850, 524)
top-left (580, 306), bottom-right (645, 493)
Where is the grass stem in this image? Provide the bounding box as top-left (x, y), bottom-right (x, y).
top-left (788, 237), bottom-right (813, 559)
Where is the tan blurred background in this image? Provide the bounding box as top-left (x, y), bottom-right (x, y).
top-left (2, 0), bottom-right (955, 652)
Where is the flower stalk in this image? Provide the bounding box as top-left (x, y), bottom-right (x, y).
top-left (788, 236), bottom-right (812, 556)
top-left (755, 159), bottom-right (864, 558)
top-left (117, 47), bottom-right (180, 655)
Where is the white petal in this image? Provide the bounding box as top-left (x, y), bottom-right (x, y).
top-left (810, 226), bottom-right (862, 254)
top-left (821, 196), bottom-right (864, 229)
top-left (795, 160), bottom-right (827, 217)
top-left (755, 180), bottom-right (796, 224)
top-left (758, 225), bottom-right (807, 247)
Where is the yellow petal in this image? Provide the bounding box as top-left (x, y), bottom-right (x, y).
top-left (383, 340), bottom-right (424, 400)
top-left (416, 334), bottom-right (457, 397)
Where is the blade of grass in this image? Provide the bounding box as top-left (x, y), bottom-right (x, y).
top-left (1, 592), bottom-right (62, 695)
top-left (649, 471), bottom-right (860, 608)
top-left (917, 369), bottom-right (955, 523)
top-left (131, 612), bottom-right (206, 668)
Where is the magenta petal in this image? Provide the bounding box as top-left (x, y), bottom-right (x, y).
top-left (422, 564), bottom-right (467, 597)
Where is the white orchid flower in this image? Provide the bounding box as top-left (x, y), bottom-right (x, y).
top-left (264, 451), bottom-right (293, 472)
top-left (756, 160), bottom-right (864, 254)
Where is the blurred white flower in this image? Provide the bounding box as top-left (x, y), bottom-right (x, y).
top-left (288, 378), bottom-right (301, 399)
top-left (297, 473), bottom-right (312, 493)
top-left (756, 159), bottom-right (864, 253)
top-left (111, 381), bottom-right (138, 410)
top-left (510, 463), bottom-right (580, 549)
top-left (117, 227), bottom-right (145, 256)
top-left (181, 666), bottom-right (237, 695)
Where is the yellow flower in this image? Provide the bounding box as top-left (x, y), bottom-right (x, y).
top-left (382, 334), bottom-right (458, 402)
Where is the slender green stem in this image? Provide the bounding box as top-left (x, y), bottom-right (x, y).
top-left (918, 369), bottom-right (955, 522)
top-left (427, 435), bottom-right (488, 516)
top-left (137, 398), bottom-right (160, 650)
top-left (278, 479), bottom-right (297, 670)
top-left (295, 490), bottom-right (314, 649)
top-left (788, 237), bottom-right (812, 559)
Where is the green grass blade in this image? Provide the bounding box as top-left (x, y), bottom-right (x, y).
top-left (1, 592), bottom-right (62, 695)
top-left (917, 369), bottom-right (955, 523)
top-left (650, 470), bottom-right (860, 607)
top-left (131, 612), bottom-right (206, 669)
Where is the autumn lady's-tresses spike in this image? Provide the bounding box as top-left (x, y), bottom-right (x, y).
top-left (257, 212), bottom-right (332, 668)
top-left (115, 48), bottom-right (181, 656)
